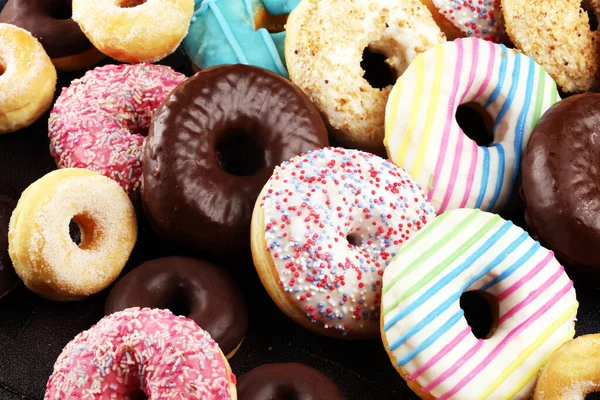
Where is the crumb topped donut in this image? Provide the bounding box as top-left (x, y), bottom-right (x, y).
top-left (251, 147), bottom-right (435, 338)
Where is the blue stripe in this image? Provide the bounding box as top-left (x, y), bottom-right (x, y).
top-left (259, 29), bottom-right (288, 77)
top-left (480, 241), bottom-right (541, 291)
top-left (486, 143), bottom-right (505, 211)
top-left (397, 310), bottom-right (465, 367)
top-left (484, 44), bottom-right (508, 109)
top-left (385, 220), bottom-right (513, 333)
top-left (208, 1), bottom-right (249, 64)
top-left (474, 147), bottom-right (490, 209)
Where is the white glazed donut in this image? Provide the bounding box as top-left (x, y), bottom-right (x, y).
top-left (251, 147), bottom-right (436, 338)
top-left (384, 37), bottom-right (560, 214)
top-left (381, 208), bottom-right (578, 400)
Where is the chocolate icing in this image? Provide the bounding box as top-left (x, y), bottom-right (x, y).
top-left (522, 93), bottom-right (600, 277)
top-left (0, 196), bottom-right (18, 298)
top-left (237, 363), bottom-right (346, 400)
top-left (0, 0), bottom-right (92, 58)
top-left (105, 256), bottom-right (248, 356)
top-left (142, 65), bottom-right (329, 262)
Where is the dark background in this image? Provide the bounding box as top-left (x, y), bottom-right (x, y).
top-left (0, 2), bottom-right (599, 399)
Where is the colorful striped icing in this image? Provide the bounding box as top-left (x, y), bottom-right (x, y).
top-left (430, 0), bottom-right (504, 42)
top-left (381, 209), bottom-right (578, 400)
top-left (183, 0), bottom-right (298, 77)
top-left (384, 38), bottom-right (560, 214)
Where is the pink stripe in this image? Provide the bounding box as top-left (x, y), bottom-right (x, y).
top-left (461, 38), bottom-right (479, 102)
top-left (438, 131), bottom-right (464, 213)
top-left (423, 339), bottom-right (484, 392)
top-left (497, 252), bottom-right (554, 301)
top-left (473, 40), bottom-right (496, 99)
top-left (438, 281), bottom-right (574, 400)
top-left (408, 326), bottom-right (472, 380)
top-left (459, 142), bottom-right (479, 208)
top-left (499, 266), bottom-right (565, 324)
top-left (428, 39), bottom-right (464, 204)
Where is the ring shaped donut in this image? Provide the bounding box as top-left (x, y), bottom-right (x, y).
top-left (0, 0), bottom-right (105, 71)
top-left (184, 0), bottom-right (298, 77)
top-left (105, 257), bottom-right (248, 358)
top-left (385, 38), bottom-right (559, 214)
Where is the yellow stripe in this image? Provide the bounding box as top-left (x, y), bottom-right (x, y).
top-left (394, 55), bottom-right (426, 166)
top-left (477, 302), bottom-right (578, 400)
top-left (412, 45), bottom-right (444, 180)
top-left (384, 78), bottom-right (403, 148)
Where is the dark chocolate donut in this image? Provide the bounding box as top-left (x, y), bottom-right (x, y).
top-left (237, 363), bottom-right (346, 400)
top-left (522, 93), bottom-right (600, 278)
top-left (0, 196), bottom-right (18, 298)
top-left (142, 65), bottom-right (329, 262)
top-left (105, 256), bottom-right (248, 357)
top-left (0, 0), bottom-right (92, 59)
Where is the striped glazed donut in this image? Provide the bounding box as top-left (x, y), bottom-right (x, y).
top-left (384, 37), bottom-right (560, 214)
top-left (381, 209), bottom-right (578, 400)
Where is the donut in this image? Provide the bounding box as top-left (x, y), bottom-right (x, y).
top-left (420, 0), bottom-right (505, 42)
top-left (0, 196), bottom-right (18, 298)
top-left (251, 147), bottom-right (436, 338)
top-left (237, 363), bottom-right (346, 400)
top-left (183, 0), bottom-right (298, 77)
top-left (384, 38), bottom-right (560, 214)
top-left (502, 0), bottom-right (600, 93)
top-left (534, 334), bottom-right (600, 399)
top-left (8, 168), bottom-right (137, 301)
top-left (48, 63), bottom-right (186, 196)
top-left (285, 0), bottom-right (445, 153)
top-left (45, 307), bottom-right (237, 399)
top-left (522, 93), bottom-right (600, 280)
top-left (381, 208), bottom-right (578, 400)
top-left (0, 23), bottom-right (56, 134)
top-left (142, 65), bottom-right (328, 263)
top-left (0, 0), bottom-right (105, 71)
top-left (71, 0), bottom-right (194, 63)
top-left (105, 256), bottom-right (248, 359)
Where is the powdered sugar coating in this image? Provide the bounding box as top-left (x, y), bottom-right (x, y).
top-left (48, 64), bottom-right (186, 195)
top-left (259, 148), bottom-right (436, 335)
top-left (45, 307), bottom-right (234, 400)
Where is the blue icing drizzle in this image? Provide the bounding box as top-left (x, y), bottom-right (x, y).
top-left (183, 0), bottom-right (300, 77)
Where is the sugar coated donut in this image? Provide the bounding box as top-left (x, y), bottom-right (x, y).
top-left (49, 64), bottom-right (186, 196)
top-left (420, 0), bottom-right (504, 42)
top-left (105, 257), bottom-right (248, 359)
top-left (184, 0), bottom-right (298, 77)
top-left (285, 0), bottom-right (445, 153)
top-left (522, 93), bottom-right (600, 279)
top-left (251, 147), bottom-right (436, 338)
top-left (0, 23), bottom-right (56, 134)
top-left (0, 0), bottom-right (105, 71)
top-left (502, 0), bottom-right (600, 93)
top-left (72, 0), bottom-right (194, 63)
top-left (0, 196), bottom-right (19, 299)
top-left (45, 307), bottom-right (237, 399)
top-left (381, 208), bottom-right (578, 400)
top-left (385, 38), bottom-right (560, 214)
top-left (142, 65), bottom-right (328, 263)
top-left (8, 168), bottom-right (137, 301)
top-left (534, 334), bottom-right (600, 400)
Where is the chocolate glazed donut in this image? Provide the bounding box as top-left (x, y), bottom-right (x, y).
top-left (142, 64), bottom-right (329, 262)
top-left (237, 363), bottom-right (346, 400)
top-left (105, 257), bottom-right (248, 358)
top-left (522, 93), bottom-right (600, 279)
top-left (0, 196), bottom-right (18, 298)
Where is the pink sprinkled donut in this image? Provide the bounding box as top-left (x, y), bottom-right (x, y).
top-left (45, 307), bottom-right (236, 399)
top-left (48, 64), bottom-right (186, 195)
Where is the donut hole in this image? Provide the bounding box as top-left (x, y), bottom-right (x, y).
top-left (117, 0), bottom-right (147, 8)
top-left (456, 103), bottom-right (494, 147)
top-left (272, 385), bottom-right (298, 400)
top-left (361, 47), bottom-right (397, 90)
top-left (254, 8), bottom-right (288, 33)
top-left (70, 213), bottom-right (98, 250)
top-left (166, 291), bottom-right (191, 317)
top-left (68, 219), bottom-right (82, 246)
top-left (0, 61), bottom-right (5, 77)
top-left (50, 2), bottom-right (72, 19)
top-left (346, 233), bottom-right (364, 247)
top-left (460, 290), bottom-right (498, 340)
top-left (215, 129), bottom-right (265, 176)
top-left (586, 393), bottom-right (600, 399)
top-left (583, 1), bottom-right (600, 31)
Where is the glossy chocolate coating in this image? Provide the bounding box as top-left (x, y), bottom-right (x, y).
top-left (522, 93), bottom-right (600, 277)
top-left (0, 196), bottom-right (18, 298)
top-left (0, 0), bottom-right (92, 58)
top-left (142, 65), bottom-right (329, 261)
top-left (105, 256), bottom-right (247, 356)
top-left (237, 363), bottom-right (346, 400)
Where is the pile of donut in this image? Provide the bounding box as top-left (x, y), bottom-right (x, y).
top-left (0, 0), bottom-right (599, 398)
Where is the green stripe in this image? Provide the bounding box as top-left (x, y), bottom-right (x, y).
top-left (531, 69), bottom-right (546, 126)
top-left (383, 213), bottom-right (500, 316)
top-left (382, 210), bottom-right (479, 297)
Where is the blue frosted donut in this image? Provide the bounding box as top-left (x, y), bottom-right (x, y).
top-left (183, 0), bottom-right (299, 77)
